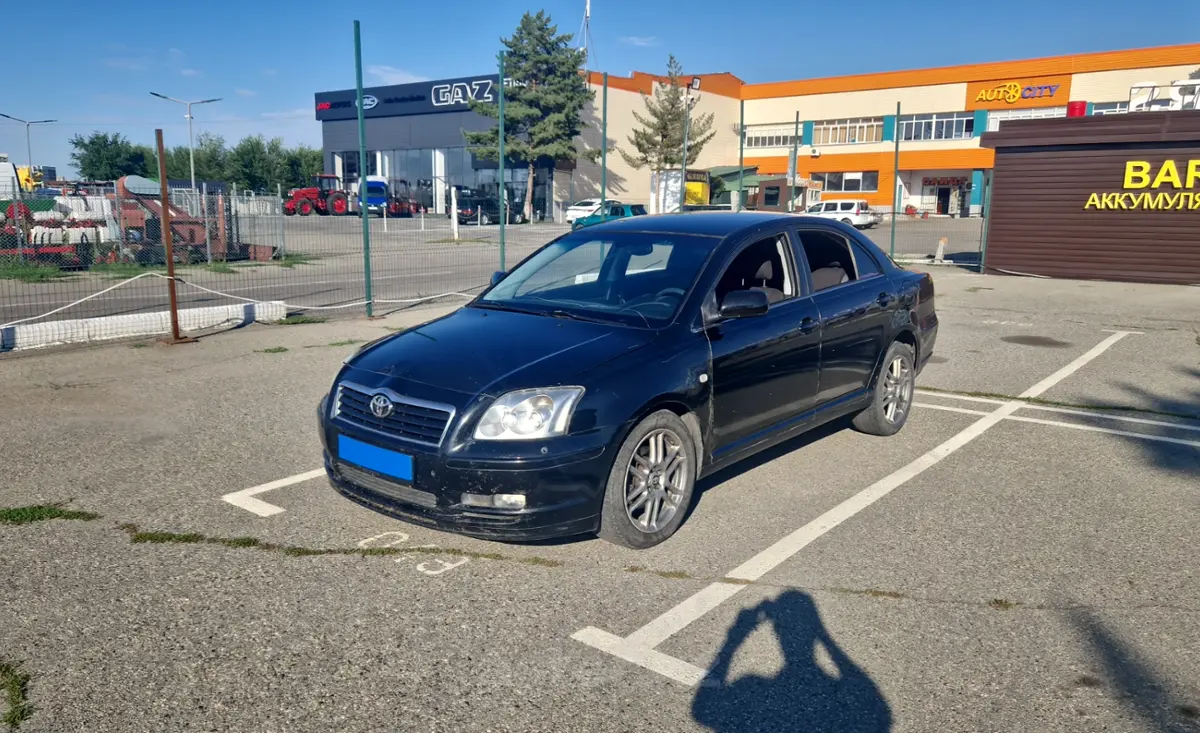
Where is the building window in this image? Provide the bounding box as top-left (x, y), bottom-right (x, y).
top-left (1091, 102), bottom-right (1129, 116)
top-left (987, 106), bottom-right (1067, 131)
top-left (811, 118), bottom-right (883, 146)
top-left (811, 171), bottom-right (878, 193)
top-left (743, 123), bottom-right (801, 149)
top-left (897, 112), bottom-right (975, 141)
top-left (340, 151), bottom-right (360, 183)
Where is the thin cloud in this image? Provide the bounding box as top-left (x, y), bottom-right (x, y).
top-left (619, 36), bottom-right (658, 47)
top-left (236, 88), bottom-right (257, 97)
top-left (366, 65), bottom-right (428, 85)
top-left (180, 68), bottom-right (200, 77)
top-left (261, 108), bottom-right (311, 120)
top-left (263, 68), bottom-right (278, 77)
top-left (168, 47), bottom-right (185, 58)
top-left (105, 57), bottom-right (149, 71)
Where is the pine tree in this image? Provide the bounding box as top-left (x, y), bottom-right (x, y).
top-left (465, 11), bottom-right (596, 220)
top-left (620, 55), bottom-right (715, 172)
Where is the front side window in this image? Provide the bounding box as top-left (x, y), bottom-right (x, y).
top-left (713, 234), bottom-right (795, 306)
top-left (478, 231), bottom-right (715, 327)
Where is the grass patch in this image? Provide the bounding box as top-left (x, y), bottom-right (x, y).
top-left (197, 261), bottom-right (237, 274)
top-left (1074, 674), bottom-right (1103, 688)
top-left (988, 598), bottom-right (1018, 610)
top-left (90, 262), bottom-right (165, 279)
top-left (128, 342), bottom-right (150, 349)
top-left (428, 237), bottom-right (489, 244)
top-left (964, 286), bottom-right (994, 293)
top-left (275, 253), bottom-right (318, 268)
top-left (652, 569), bottom-right (694, 580)
top-left (256, 346), bottom-right (288, 354)
top-left (305, 339), bottom-right (364, 349)
top-left (0, 260), bottom-right (72, 284)
top-left (1, 659), bottom-right (33, 730)
top-left (274, 315), bottom-right (327, 325)
top-left (625, 565), bottom-right (646, 573)
top-left (112, 524), bottom-right (532, 566)
top-left (720, 577), bottom-right (754, 585)
top-left (0, 504), bottom-right (101, 526)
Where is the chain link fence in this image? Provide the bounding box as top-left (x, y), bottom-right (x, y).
top-left (1, 178), bottom-right (572, 352)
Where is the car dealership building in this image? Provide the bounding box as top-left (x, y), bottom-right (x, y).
top-left (314, 42), bottom-right (1200, 217)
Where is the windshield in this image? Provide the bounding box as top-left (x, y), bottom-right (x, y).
top-left (476, 230), bottom-right (716, 328)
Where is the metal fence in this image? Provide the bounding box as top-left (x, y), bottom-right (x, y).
top-left (0, 181), bottom-right (574, 352)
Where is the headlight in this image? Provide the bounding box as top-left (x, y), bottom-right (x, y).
top-left (474, 387), bottom-right (584, 441)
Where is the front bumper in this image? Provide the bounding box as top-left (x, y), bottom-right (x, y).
top-left (318, 398), bottom-right (614, 541)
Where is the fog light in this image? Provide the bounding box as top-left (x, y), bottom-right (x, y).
top-left (461, 493), bottom-right (526, 510)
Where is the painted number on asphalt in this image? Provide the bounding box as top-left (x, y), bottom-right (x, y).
top-left (357, 532), bottom-right (470, 576)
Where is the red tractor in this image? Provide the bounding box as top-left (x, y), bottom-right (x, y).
top-left (283, 174), bottom-right (352, 216)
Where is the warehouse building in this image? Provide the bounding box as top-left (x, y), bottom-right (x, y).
top-left (314, 42), bottom-right (1200, 218)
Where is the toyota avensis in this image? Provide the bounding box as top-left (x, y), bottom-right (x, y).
top-left (318, 212), bottom-right (938, 549)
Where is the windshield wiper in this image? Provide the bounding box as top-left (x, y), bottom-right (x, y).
top-left (547, 309), bottom-right (608, 323)
top-left (471, 301), bottom-right (543, 316)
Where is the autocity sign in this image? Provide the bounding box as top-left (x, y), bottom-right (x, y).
top-left (314, 74), bottom-right (500, 121)
top-left (965, 75), bottom-right (1072, 110)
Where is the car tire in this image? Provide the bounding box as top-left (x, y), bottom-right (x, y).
top-left (852, 340), bottom-right (916, 437)
top-left (841, 217), bottom-right (853, 225)
top-left (598, 410), bottom-right (697, 549)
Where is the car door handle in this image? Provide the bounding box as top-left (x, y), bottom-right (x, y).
top-left (799, 316), bottom-right (818, 334)
top-left (877, 292), bottom-right (893, 308)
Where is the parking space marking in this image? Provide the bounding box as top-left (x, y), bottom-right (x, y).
top-left (221, 469), bottom-right (327, 517)
top-left (915, 390), bottom-right (1006, 406)
top-left (913, 402), bottom-right (992, 417)
top-left (1005, 414), bottom-right (1200, 448)
top-left (1017, 403), bottom-right (1200, 433)
top-left (572, 331), bottom-right (1135, 686)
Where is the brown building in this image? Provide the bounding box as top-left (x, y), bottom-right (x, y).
top-left (980, 111), bottom-right (1200, 285)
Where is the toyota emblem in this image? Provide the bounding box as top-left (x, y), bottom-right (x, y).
top-left (369, 394), bottom-right (394, 419)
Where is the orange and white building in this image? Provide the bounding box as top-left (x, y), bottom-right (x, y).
top-left (569, 42), bottom-right (1200, 216)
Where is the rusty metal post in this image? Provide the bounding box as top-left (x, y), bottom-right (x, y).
top-left (155, 129), bottom-right (194, 344)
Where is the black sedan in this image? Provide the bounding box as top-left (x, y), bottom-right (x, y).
top-left (318, 212), bottom-right (938, 549)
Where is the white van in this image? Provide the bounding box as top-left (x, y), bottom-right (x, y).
top-left (565, 199), bottom-right (605, 223)
top-left (805, 199), bottom-right (880, 229)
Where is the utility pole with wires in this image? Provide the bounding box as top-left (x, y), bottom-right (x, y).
top-left (149, 92), bottom-right (222, 191)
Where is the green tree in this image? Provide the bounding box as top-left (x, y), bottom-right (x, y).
top-left (225, 135), bottom-right (273, 191)
top-left (708, 175), bottom-right (727, 204)
top-left (281, 144), bottom-right (324, 190)
top-left (620, 55), bottom-right (715, 173)
top-left (67, 132), bottom-right (151, 180)
top-left (465, 10), bottom-right (596, 219)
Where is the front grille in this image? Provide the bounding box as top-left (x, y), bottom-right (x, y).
top-left (334, 383), bottom-right (453, 447)
top-left (336, 462), bottom-right (438, 509)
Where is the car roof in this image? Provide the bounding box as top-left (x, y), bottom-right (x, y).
top-left (582, 211), bottom-right (810, 237)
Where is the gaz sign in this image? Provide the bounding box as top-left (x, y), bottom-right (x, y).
top-left (431, 80), bottom-right (494, 107)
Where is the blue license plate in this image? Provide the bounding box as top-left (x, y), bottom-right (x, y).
top-left (337, 435), bottom-right (413, 481)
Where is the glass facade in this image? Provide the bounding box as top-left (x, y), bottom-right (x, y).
top-left (333, 146), bottom-right (554, 218)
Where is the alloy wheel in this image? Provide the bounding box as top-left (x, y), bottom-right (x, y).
top-left (624, 428), bottom-right (689, 533)
top-left (881, 354), bottom-right (913, 424)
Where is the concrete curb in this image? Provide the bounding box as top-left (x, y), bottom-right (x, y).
top-left (1, 301), bottom-right (287, 352)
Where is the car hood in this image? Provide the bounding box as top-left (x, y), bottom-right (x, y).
top-left (348, 306), bottom-right (656, 396)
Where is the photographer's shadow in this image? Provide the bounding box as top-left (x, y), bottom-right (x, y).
top-left (692, 590), bottom-right (893, 733)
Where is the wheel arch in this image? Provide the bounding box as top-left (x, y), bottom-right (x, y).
top-left (869, 326), bottom-right (919, 389)
top-left (621, 396), bottom-right (706, 471)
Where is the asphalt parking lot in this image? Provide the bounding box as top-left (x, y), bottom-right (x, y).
top-left (2, 267), bottom-right (1197, 732)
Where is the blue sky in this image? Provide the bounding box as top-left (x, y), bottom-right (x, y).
top-left (3, 0), bottom-right (1197, 176)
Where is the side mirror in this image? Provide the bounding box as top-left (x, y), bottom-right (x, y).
top-left (490, 271), bottom-right (506, 287)
top-left (718, 289), bottom-right (769, 319)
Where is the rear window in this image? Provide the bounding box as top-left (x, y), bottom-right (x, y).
top-left (839, 202), bottom-right (855, 211)
top-left (573, 200), bottom-right (596, 207)
top-left (630, 205), bottom-right (648, 215)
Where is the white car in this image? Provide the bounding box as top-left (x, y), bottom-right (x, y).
top-left (805, 199), bottom-right (881, 229)
top-left (565, 199), bottom-right (617, 224)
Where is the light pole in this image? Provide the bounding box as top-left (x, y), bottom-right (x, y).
top-left (0, 113), bottom-right (57, 189)
top-left (149, 92), bottom-right (221, 190)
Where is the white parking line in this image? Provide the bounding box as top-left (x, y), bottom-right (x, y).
top-left (572, 330), bottom-right (1135, 685)
top-left (1005, 414), bottom-right (1200, 448)
top-left (221, 469), bottom-right (327, 517)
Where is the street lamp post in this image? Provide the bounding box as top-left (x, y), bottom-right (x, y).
top-left (0, 112), bottom-right (57, 188)
top-left (149, 93), bottom-right (221, 191)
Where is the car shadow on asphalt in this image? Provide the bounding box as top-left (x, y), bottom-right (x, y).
top-left (691, 589), bottom-right (893, 733)
top-left (683, 416), bottom-right (853, 526)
